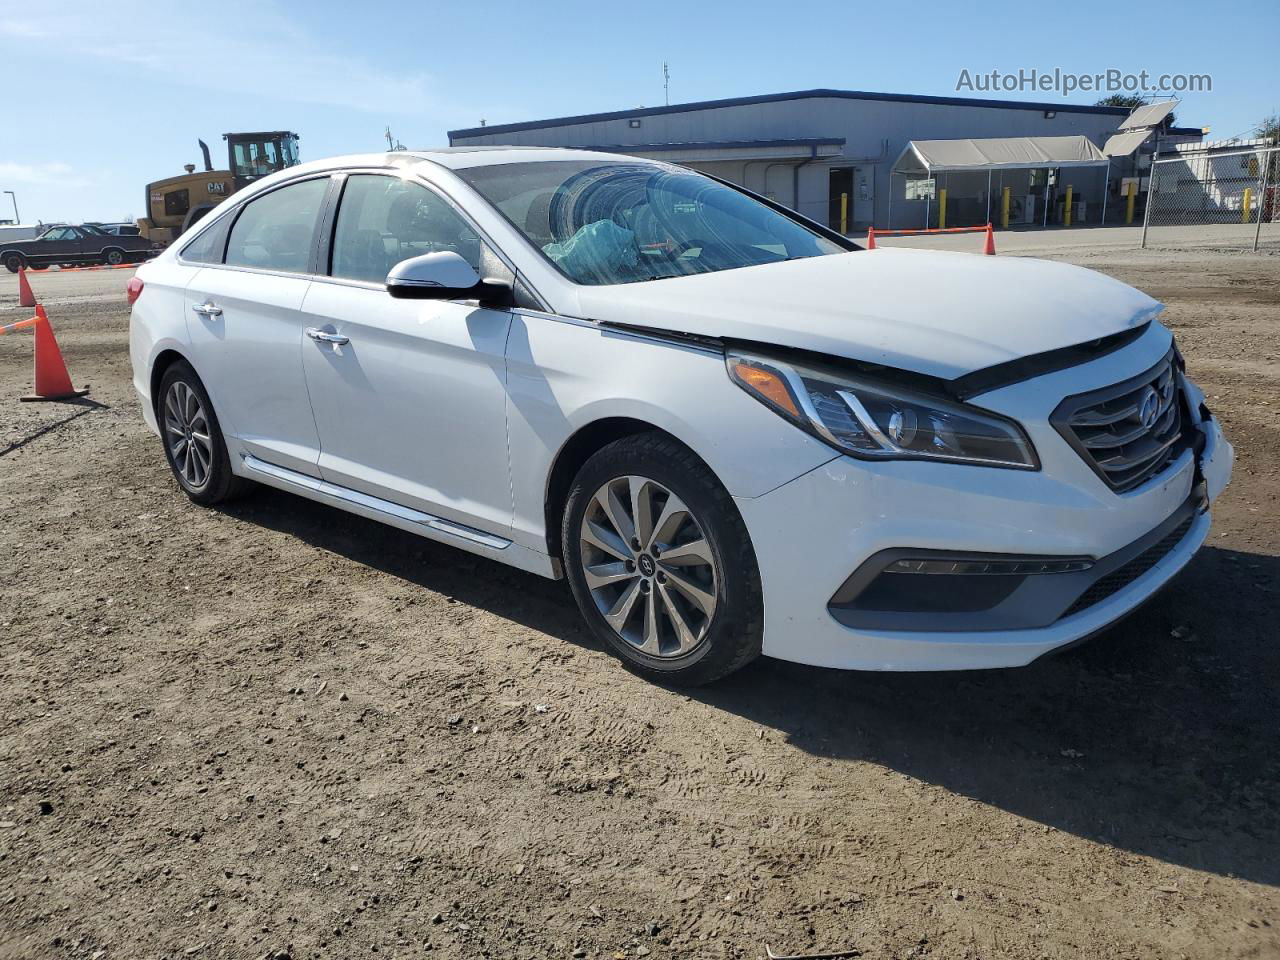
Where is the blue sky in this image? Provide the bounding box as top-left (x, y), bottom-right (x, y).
top-left (1, 0), bottom-right (1276, 223)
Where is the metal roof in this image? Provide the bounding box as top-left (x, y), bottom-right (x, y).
top-left (449, 88), bottom-right (1131, 141)
top-left (1102, 130), bottom-right (1153, 157)
top-left (1118, 100), bottom-right (1179, 131)
top-left (570, 137), bottom-right (845, 154)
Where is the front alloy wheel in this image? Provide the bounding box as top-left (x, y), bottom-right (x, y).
top-left (562, 432), bottom-right (762, 685)
top-left (580, 475), bottom-right (718, 657)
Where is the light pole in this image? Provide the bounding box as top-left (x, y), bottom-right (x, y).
top-left (3, 191), bottom-right (18, 223)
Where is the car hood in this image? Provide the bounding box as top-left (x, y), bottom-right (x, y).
top-left (569, 248), bottom-right (1163, 380)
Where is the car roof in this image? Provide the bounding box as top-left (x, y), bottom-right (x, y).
top-left (405, 146), bottom-right (630, 169)
top-left (229, 147), bottom-right (663, 204)
top-left (277, 147), bottom-right (650, 179)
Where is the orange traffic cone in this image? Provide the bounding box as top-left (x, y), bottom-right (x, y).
top-left (18, 267), bottom-right (36, 308)
top-left (983, 223), bottom-right (997, 256)
top-left (866, 227), bottom-right (877, 250)
top-left (20, 305), bottom-right (90, 402)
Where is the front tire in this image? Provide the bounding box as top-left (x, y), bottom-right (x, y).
top-left (562, 433), bottom-right (763, 685)
top-left (157, 361), bottom-right (251, 505)
top-left (3, 253), bottom-right (25, 273)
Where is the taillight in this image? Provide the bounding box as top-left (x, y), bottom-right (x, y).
top-left (126, 276), bottom-right (144, 307)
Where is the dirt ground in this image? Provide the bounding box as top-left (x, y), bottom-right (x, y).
top-left (1, 249), bottom-right (1277, 960)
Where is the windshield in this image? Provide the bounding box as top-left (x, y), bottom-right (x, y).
top-left (455, 160), bottom-right (845, 286)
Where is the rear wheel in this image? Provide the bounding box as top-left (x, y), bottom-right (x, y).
top-left (562, 433), bottom-right (762, 685)
top-left (3, 253), bottom-right (24, 273)
top-left (104, 249), bottom-right (125, 266)
top-left (157, 361), bottom-right (251, 505)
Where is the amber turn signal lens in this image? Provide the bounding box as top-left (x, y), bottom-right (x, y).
top-left (730, 360), bottom-right (800, 418)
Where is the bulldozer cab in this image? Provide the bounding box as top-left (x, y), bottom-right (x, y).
top-left (224, 132), bottom-right (301, 191)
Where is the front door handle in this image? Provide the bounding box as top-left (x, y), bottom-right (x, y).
top-left (305, 327), bottom-right (350, 345)
top-left (191, 300), bottom-right (222, 317)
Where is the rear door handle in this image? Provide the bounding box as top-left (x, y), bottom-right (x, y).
top-left (191, 301), bottom-right (222, 317)
top-left (305, 327), bottom-right (350, 345)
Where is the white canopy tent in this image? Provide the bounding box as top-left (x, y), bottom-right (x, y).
top-left (891, 135), bottom-right (1109, 177)
top-left (888, 135), bottom-right (1111, 228)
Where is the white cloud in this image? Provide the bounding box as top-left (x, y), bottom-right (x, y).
top-left (0, 162), bottom-right (92, 188)
top-left (0, 20), bottom-right (50, 38)
top-left (6, 3), bottom-right (443, 115)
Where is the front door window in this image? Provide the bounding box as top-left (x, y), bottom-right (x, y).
top-left (330, 175), bottom-right (484, 284)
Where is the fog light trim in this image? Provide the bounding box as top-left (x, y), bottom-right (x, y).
top-left (887, 557), bottom-right (1094, 576)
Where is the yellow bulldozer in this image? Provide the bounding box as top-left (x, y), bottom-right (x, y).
top-left (138, 131), bottom-right (300, 246)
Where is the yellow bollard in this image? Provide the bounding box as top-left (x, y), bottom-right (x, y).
top-left (840, 192), bottom-right (848, 235)
top-left (1242, 188), bottom-right (1253, 224)
top-left (1064, 185), bottom-right (1073, 226)
top-left (1001, 186), bottom-right (1010, 229)
top-left (1125, 182), bottom-right (1136, 224)
top-left (938, 188), bottom-right (947, 230)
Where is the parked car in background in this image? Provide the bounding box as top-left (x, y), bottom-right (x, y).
top-left (2, 224), bottom-right (162, 272)
top-left (90, 222), bottom-right (143, 237)
top-left (128, 148), bottom-right (1232, 685)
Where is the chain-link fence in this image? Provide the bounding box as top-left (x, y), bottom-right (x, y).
top-left (1143, 146), bottom-right (1279, 251)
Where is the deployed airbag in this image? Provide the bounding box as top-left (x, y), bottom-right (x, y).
top-left (543, 220), bottom-right (638, 282)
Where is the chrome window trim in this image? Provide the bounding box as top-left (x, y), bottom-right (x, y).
top-left (174, 163), bottom-right (395, 270)
top-left (172, 260), bottom-right (320, 283)
top-left (176, 162), bottom-right (554, 313)
top-left (175, 169), bottom-right (346, 273)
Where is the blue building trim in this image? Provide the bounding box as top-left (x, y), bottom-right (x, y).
top-left (449, 88), bottom-right (1131, 141)
top-left (572, 137), bottom-right (846, 154)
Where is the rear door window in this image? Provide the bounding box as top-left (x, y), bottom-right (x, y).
top-left (225, 178), bottom-right (329, 274)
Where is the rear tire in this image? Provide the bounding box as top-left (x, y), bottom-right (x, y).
top-left (104, 249), bottom-right (125, 266)
top-left (562, 432), bottom-right (763, 686)
top-left (157, 361), bottom-right (252, 506)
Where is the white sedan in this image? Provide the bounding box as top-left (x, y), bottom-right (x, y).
top-left (128, 147), bottom-right (1232, 684)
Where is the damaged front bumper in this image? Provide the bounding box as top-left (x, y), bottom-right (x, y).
top-left (736, 394), bottom-right (1233, 672)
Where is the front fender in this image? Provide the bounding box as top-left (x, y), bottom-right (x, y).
top-left (504, 313), bottom-right (837, 554)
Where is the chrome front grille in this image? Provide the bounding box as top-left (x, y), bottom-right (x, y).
top-left (1052, 348), bottom-right (1188, 493)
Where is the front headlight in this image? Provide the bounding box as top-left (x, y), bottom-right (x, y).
top-left (727, 350), bottom-right (1037, 469)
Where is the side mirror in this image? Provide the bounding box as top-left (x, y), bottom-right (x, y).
top-left (385, 251), bottom-right (512, 307)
